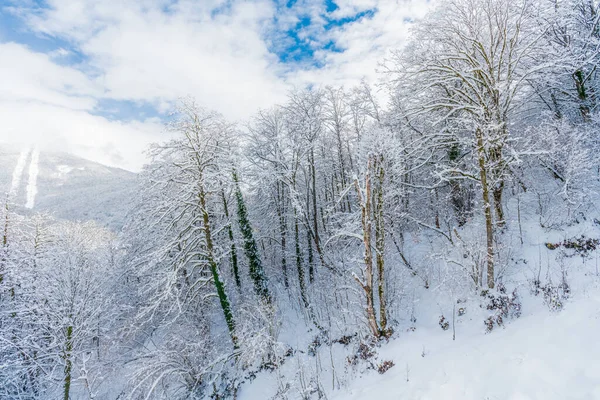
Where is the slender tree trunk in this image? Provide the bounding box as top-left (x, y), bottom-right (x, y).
top-left (550, 91), bottom-right (563, 120)
top-left (2, 198), bottom-right (7, 248)
top-left (306, 226), bottom-right (314, 283)
top-left (477, 129), bottom-right (495, 289)
top-left (433, 189), bottom-right (440, 229)
top-left (374, 155), bottom-right (387, 332)
top-left (488, 143), bottom-right (506, 228)
top-left (221, 189), bottom-right (241, 289)
top-left (354, 157), bottom-right (380, 338)
top-left (295, 209), bottom-right (308, 308)
top-left (200, 186), bottom-right (237, 347)
top-left (335, 126), bottom-right (352, 213)
top-left (492, 181), bottom-right (505, 229)
top-left (574, 69), bottom-right (591, 121)
top-left (276, 181), bottom-right (289, 288)
top-left (305, 182), bottom-right (315, 283)
top-left (309, 148), bottom-right (321, 278)
top-left (1, 197), bottom-right (9, 285)
top-left (63, 325), bottom-right (73, 400)
top-left (233, 171), bottom-right (272, 304)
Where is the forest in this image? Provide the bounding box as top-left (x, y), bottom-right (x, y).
top-left (1, 0), bottom-right (600, 398)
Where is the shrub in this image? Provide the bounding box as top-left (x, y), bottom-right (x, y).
top-left (439, 315), bottom-right (449, 331)
top-left (545, 235), bottom-right (600, 256)
top-left (484, 284), bottom-right (521, 333)
top-left (532, 280), bottom-right (570, 311)
top-left (333, 333), bottom-right (356, 346)
top-left (377, 360), bottom-right (395, 374)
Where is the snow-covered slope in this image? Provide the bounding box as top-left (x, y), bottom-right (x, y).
top-left (240, 277), bottom-right (600, 400)
top-left (0, 145), bottom-right (137, 230)
top-left (332, 292), bottom-right (600, 400)
top-left (238, 207), bottom-right (600, 400)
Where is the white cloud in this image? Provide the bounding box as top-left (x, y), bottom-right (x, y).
top-left (0, 0), bottom-right (433, 171)
top-left (0, 100), bottom-right (164, 171)
top-left (287, 0), bottom-right (434, 88)
top-left (0, 42), bottom-right (100, 110)
top-left (21, 0), bottom-right (291, 121)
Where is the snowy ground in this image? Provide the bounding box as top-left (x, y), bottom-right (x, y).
top-left (239, 205), bottom-right (600, 400)
top-left (240, 276), bottom-right (600, 400)
top-left (333, 287), bottom-right (600, 400)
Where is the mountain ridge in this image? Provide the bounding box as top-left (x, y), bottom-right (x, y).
top-left (0, 146), bottom-right (137, 230)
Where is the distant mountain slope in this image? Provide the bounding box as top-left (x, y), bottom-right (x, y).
top-left (0, 146), bottom-right (138, 230)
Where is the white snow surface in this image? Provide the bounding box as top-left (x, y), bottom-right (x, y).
top-left (0, 149), bottom-right (136, 229)
top-left (9, 148), bottom-right (30, 197)
top-left (240, 280), bottom-right (600, 400)
top-left (25, 148), bottom-right (39, 209)
top-left (333, 293), bottom-right (600, 400)
top-left (56, 164), bottom-right (74, 175)
top-left (239, 205), bottom-right (600, 400)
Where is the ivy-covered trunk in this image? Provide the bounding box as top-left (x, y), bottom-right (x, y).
top-left (295, 209), bottom-right (308, 309)
top-left (200, 186), bottom-right (237, 347)
top-left (221, 189), bottom-right (241, 289)
top-left (233, 171), bottom-right (272, 304)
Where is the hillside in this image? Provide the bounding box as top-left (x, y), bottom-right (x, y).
top-left (0, 145), bottom-right (137, 230)
top-left (229, 193), bottom-right (600, 400)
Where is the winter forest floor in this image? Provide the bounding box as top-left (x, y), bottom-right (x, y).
top-left (332, 289), bottom-right (600, 400)
top-left (239, 207), bottom-right (600, 400)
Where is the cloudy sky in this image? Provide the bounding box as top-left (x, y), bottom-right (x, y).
top-left (0, 0), bottom-right (432, 171)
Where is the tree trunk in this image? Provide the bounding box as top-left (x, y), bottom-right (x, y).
top-left (309, 148), bottom-right (320, 278)
top-left (354, 157), bottom-right (380, 338)
top-left (574, 69), bottom-right (591, 121)
top-left (477, 129), bottom-right (495, 289)
top-left (233, 171), bottom-right (272, 304)
top-left (488, 144), bottom-right (506, 229)
top-left (335, 124), bottom-right (352, 213)
top-left (221, 189), bottom-right (241, 289)
top-left (492, 181), bottom-right (505, 229)
top-left (276, 181), bottom-right (289, 288)
top-left (306, 182), bottom-right (315, 283)
top-left (63, 325), bottom-right (73, 400)
top-left (1, 197), bottom-right (9, 285)
top-left (200, 186), bottom-right (237, 347)
top-left (374, 155), bottom-right (387, 332)
top-left (294, 209), bottom-right (308, 309)
top-left (306, 227), bottom-right (314, 283)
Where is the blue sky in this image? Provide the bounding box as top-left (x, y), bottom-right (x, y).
top-left (0, 0), bottom-right (430, 170)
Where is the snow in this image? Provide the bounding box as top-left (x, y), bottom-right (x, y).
top-left (238, 199), bottom-right (600, 400)
top-left (332, 290), bottom-right (600, 400)
top-left (9, 148), bottom-right (29, 197)
top-left (25, 148), bottom-right (39, 209)
top-left (56, 164), bottom-right (74, 175)
top-left (0, 149), bottom-right (137, 228)
top-left (238, 275), bottom-right (600, 400)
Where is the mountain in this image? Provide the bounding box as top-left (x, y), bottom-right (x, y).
top-left (0, 145), bottom-right (138, 230)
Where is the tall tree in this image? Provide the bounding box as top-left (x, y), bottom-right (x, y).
top-left (386, 0), bottom-right (548, 288)
top-left (233, 170), bottom-right (272, 304)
